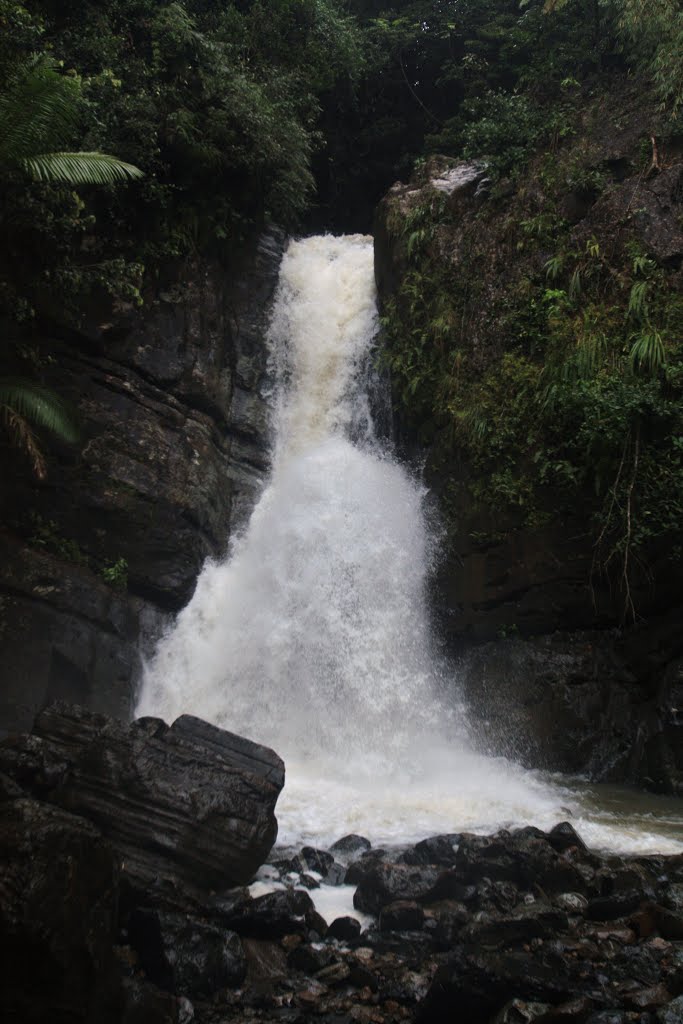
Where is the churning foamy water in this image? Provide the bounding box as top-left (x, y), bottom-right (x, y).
top-left (137, 235), bottom-right (683, 856)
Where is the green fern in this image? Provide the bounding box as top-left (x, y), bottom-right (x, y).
top-left (629, 329), bottom-right (666, 374)
top-left (0, 56), bottom-right (142, 185)
top-left (628, 280), bottom-right (650, 319)
top-left (569, 267), bottom-right (583, 300)
top-left (0, 377), bottom-right (79, 442)
top-left (0, 377), bottom-right (79, 479)
top-left (22, 151), bottom-right (142, 185)
top-left (544, 254), bottom-right (565, 280)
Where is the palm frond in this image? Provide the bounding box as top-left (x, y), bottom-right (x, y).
top-left (0, 377), bottom-right (79, 443)
top-left (627, 281), bottom-right (649, 319)
top-left (629, 329), bottom-right (666, 375)
top-left (22, 151), bottom-right (143, 185)
top-left (2, 408), bottom-right (47, 479)
top-left (575, 330), bottom-right (608, 379)
top-left (545, 254), bottom-right (564, 280)
top-left (0, 56), bottom-right (80, 166)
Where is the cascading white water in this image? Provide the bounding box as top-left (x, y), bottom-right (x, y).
top-left (137, 235), bottom-right (683, 855)
top-left (138, 235), bottom-right (453, 763)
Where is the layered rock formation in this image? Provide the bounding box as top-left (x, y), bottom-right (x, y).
top-left (0, 704), bottom-right (284, 1022)
top-left (0, 704), bottom-right (284, 889)
top-left (459, 614), bottom-right (683, 795)
top-left (0, 229), bottom-right (285, 736)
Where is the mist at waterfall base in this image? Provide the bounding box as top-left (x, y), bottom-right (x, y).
top-left (137, 235), bottom-right (682, 857)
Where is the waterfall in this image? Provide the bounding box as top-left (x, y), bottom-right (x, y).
top-left (137, 235), bottom-right (682, 854)
top-left (137, 235), bottom-right (455, 762)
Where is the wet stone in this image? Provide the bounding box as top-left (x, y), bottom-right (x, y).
top-left (328, 916), bottom-right (362, 941)
top-left (658, 995), bottom-right (683, 1023)
top-left (379, 901), bottom-right (425, 933)
top-left (297, 981), bottom-right (327, 1005)
top-left (548, 997), bottom-right (596, 1021)
top-left (229, 888), bottom-right (318, 938)
top-left (656, 907), bottom-right (683, 941)
top-left (430, 900), bottom-right (470, 948)
top-left (592, 926), bottom-right (637, 944)
top-left (492, 998), bottom-right (553, 1023)
top-left (586, 891), bottom-right (643, 921)
top-left (348, 961), bottom-right (379, 992)
top-left (555, 893), bottom-right (589, 914)
top-left (242, 937), bottom-right (288, 987)
top-left (352, 862), bottom-right (440, 914)
top-left (308, 909), bottom-right (329, 940)
top-left (462, 907), bottom-right (569, 949)
top-left (426, 868), bottom-right (475, 904)
top-left (300, 873), bottom-right (320, 890)
top-left (288, 944), bottom-right (333, 974)
top-left (625, 985), bottom-right (671, 1010)
top-left (548, 823), bottom-right (588, 854)
top-left (476, 878), bottom-right (525, 914)
top-left (330, 835), bottom-right (372, 863)
top-left (281, 934), bottom-right (303, 953)
top-left (127, 908), bottom-right (246, 996)
top-left (326, 862), bottom-right (347, 886)
top-left (456, 830), bottom-right (586, 894)
top-left (296, 847), bottom-right (334, 876)
top-left (316, 961), bottom-right (352, 986)
top-left (400, 835), bottom-right (460, 867)
top-left (664, 886), bottom-right (683, 914)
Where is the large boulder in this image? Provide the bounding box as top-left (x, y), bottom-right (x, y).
top-left (0, 703), bottom-right (284, 890)
top-left (127, 908), bottom-right (247, 997)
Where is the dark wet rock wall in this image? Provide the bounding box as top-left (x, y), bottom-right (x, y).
top-left (0, 229), bottom-right (285, 736)
top-left (373, 80), bottom-right (683, 794)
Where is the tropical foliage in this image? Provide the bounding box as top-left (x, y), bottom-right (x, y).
top-left (0, 52), bottom-right (142, 475)
top-left (0, 376), bottom-right (78, 479)
top-left (0, 56), bottom-right (142, 185)
top-left (0, 0), bottom-right (368, 319)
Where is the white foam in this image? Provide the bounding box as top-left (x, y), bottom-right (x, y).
top-left (309, 885), bottom-right (372, 930)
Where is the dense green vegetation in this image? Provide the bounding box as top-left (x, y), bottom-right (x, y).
top-left (377, 1), bottom-right (683, 620)
top-left (0, 0), bottom-right (367, 322)
top-left (1, 54), bottom-right (143, 475)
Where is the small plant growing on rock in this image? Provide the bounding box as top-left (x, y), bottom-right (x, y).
top-left (101, 558), bottom-right (128, 590)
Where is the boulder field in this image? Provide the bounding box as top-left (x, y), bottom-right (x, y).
top-left (2, 704), bottom-right (683, 1023)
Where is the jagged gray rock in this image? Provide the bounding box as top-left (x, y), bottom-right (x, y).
top-left (0, 703), bottom-right (284, 889)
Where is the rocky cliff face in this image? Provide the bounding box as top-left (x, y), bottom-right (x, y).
top-left (373, 79), bottom-right (683, 791)
top-left (375, 114), bottom-right (683, 643)
top-left (459, 614), bottom-right (683, 796)
top-left (0, 229), bottom-right (285, 736)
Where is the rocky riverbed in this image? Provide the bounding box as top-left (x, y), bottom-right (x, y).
top-left (2, 705), bottom-right (683, 1024)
